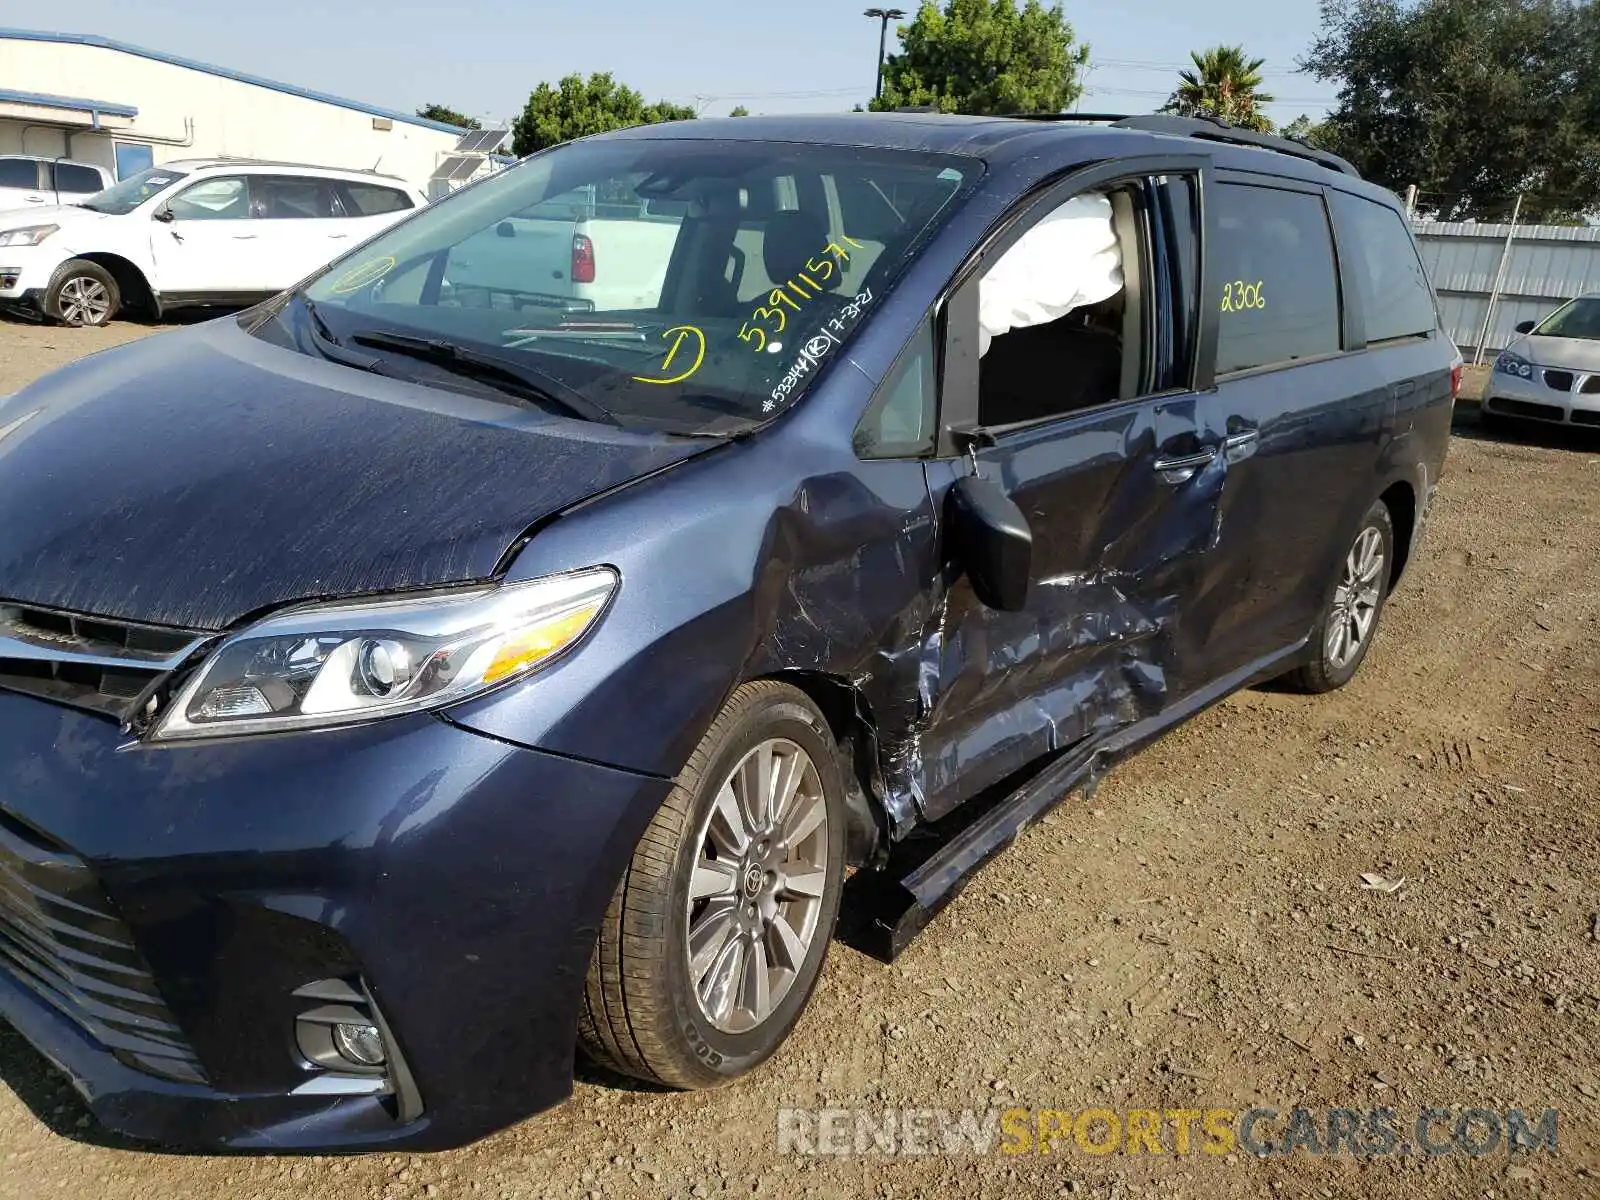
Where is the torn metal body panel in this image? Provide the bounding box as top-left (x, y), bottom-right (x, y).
top-left (912, 398), bottom-right (1228, 821)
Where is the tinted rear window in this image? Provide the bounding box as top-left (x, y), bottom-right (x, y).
top-left (254, 176), bottom-right (338, 219)
top-left (1330, 191), bottom-right (1436, 343)
top-left (341, 183), bottom-right (414, 216)
top-left (1211, 183), bottom-right (1342, 374)
top-left (0, 159), bottom-right (37, 189)
top-left (53, 162), bottom-right (103, 194)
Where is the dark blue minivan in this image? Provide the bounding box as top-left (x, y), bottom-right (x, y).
top-left (0, 113), bottom-right (1456, 1150)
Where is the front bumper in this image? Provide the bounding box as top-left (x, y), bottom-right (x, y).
top-left (0, 690), bottom-right (671, 1150)
top-left (0, 244), bottom-right (64, 302)
top-left (1483, 367), bottom-right (1600, 427)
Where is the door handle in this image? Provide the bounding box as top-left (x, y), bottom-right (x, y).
top-left (1223, 429), bottom-right (1259, 462)
top-left (231, 233), bottom-right (258, 240)
top-left (24, 195), bottom-right (45, 203)
top-left (327, 233), bottom-right (350, 240)
top-left (1153, 446), bottom-right (1217, 482)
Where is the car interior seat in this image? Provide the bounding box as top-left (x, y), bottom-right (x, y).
top-left (978, 315), bottom-right (1123, 426)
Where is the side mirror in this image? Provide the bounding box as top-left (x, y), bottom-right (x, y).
top-left (1514, 319), bottom-right (1535, 334)
top-left (152, 208), bottom-right (175, 223)
top-left (496, 221), bottom-right (516, 239)
top-left (948, 473), bottom-right (1032, 612)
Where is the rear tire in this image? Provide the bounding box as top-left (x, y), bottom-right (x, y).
top-left (45, 259), bottom-right (119, 327)
top-left (579, 681), bottom-right (846, 1089)
top-left (1286, 500), bottom-right (1395, 694)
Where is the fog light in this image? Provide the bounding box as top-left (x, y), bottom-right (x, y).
top-left (333, 1021), bottom-right (386, 1067)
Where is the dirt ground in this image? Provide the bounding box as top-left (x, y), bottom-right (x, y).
top-left (1, 328), bottom-right (1597, 1199)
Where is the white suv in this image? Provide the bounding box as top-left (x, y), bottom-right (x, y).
top-left (0, 160), bottom-right (427, 327)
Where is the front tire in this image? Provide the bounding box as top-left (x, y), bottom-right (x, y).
top-left (46, 259), bottom-right (119, 327)
top-left (1286, 500), bottom-right (1395, 693)
top-left (580, 680), bottom-right (846, 1089)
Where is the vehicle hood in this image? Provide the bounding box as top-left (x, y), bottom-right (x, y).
top-left (0, 203), bottom-right (106, 230)
top-left (1510, 334), bottom-right (1600, 372)
top-left (0, 319), bottom-right (711, 631)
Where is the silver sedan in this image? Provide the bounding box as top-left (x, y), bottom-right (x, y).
top-left (1483, 293), bottom-right (1600, 429)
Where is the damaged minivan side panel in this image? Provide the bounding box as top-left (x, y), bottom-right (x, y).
top-left (905, 160), bottom-right (1228, 822)
top-left (441, 406), bottom-right (945, 833)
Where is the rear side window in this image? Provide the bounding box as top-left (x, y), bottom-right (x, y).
top-left (253, 176), bottom-right (338, 219)
top-left (1330, 191), bottom-right (1437, 343)
top-left (0, 159), bottom-right (38, 189)
top-left (1210, 183), bottom-right (1341, 375)
top-left (53, 163), bottom-right (103, 194)
top-left (340, 183), bottom-right (414, 216)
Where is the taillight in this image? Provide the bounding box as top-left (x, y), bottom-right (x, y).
top-left (1450, 364), bottom-right (1463, 399)
top-left (571, 234), bottom-right (595, 285)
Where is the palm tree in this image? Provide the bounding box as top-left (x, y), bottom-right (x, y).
top-left (1163, 45), bottom-right (1275, 133)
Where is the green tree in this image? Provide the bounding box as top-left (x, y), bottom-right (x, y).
top-left (1281, 114), bottom-right (1328, 145)
top-left (415, 104), bottom-right (480, 130)
top-left (870, 0), bottom-right (1090, 115)
top-left (1302, 0), bottom-right (1600, 222)
top-left (1162, 46), bottom-right (1275, 132)
top-left (729, 105), bottom-right (751, 117)
top-left (511, 73), bottom-right (696, 155)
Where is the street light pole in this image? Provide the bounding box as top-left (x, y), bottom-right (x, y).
top-left (864, 8), bottom-right (906, 102)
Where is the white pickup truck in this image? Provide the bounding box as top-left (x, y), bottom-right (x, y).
top-left (444, 187), bottom-right (686, 313)
top-left (0, 156), bottom-right (113, 211)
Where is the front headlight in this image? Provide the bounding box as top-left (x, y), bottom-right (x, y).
top-left (0, 225), bottom-right (59, 248)
top-left (1494, 351), bottom-right (1533, 378)
top-left (152, 568), bottom-right (617, 740)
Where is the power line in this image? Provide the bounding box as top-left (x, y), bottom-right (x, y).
top-left (1093, 57), bottom-right (1311, 78)
top-left (1083, 85), bottom-right (1334, 104)
top-left (701, 86), bottom-right (865, 100)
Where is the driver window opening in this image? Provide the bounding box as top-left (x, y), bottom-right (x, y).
top-left (976, 187), bottom-right (1141, 427)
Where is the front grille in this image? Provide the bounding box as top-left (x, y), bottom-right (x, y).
top-left (1543, 370), bottom-right (1575, 392)
top-left (0, 602), bottom-right (207, 722)
top-left (0, 814), bottom-right (205, 1084)
top-left (1489, 398), bottom-right (1565, 421)
top-left (1572, 409), bottom-right (1600, 427)
top-left (1581, 376), bottom-right (1600, 395)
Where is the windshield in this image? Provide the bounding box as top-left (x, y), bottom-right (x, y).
top-left (291, 138), bottom-right (978, 434)
top-left (1533, 297), bottom-right (1600, 340)
top-left (80, 166), bottom-right (189, 215)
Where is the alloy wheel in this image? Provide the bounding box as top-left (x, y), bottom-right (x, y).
top-left (58, 276), bottom-right (112, 326)
top-left (684, 738), bottom-right (829, 1034)
top-left (1326, 526), bottom-right (1385, 670)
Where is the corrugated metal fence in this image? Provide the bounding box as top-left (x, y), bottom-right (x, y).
top-left (1412, 219), bottom-right (1600, 357)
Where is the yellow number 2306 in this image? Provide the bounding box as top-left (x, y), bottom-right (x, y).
top-left (1220, 279), bottom-right (1266, 313)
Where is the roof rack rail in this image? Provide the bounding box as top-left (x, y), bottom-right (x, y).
top-left (1012, 112), bottom-right (1133, 123)
top-left (1110, 114), bottom-right (1360, 178)
top-left (193, 155), bottom-right (405, 179)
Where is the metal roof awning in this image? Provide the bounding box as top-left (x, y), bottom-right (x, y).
top-left (0, 87), bottom-right (137, 129)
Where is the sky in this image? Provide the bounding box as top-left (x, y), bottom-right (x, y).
top-left (0, 0), bottom-right (1341, 128)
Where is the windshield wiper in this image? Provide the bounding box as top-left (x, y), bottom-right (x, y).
top-left (350, 330), bottom-right (621, 427)
top-left (290, 294), bottom-right (396, 376)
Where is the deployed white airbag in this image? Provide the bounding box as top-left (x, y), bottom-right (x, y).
top-left (978, 193), bottom-right (1123, 356)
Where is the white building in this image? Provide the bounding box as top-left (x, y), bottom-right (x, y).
top-left (0, 28), bottom-right (471, 189)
